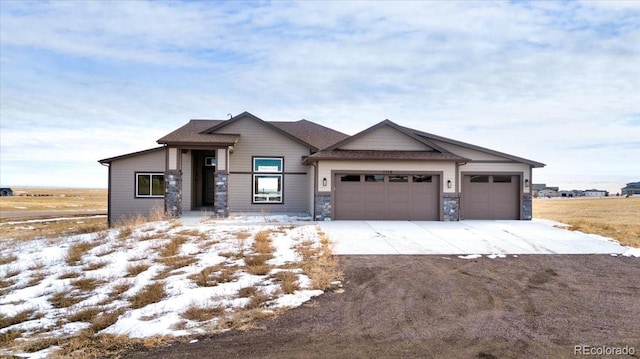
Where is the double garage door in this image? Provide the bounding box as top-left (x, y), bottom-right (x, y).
top-left (334, 174), bottom-right (440, 220)
top-left (462, 174), bottom-right (520, 220)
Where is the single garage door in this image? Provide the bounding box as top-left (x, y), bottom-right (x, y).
top-left (462, 175), bottom-right (520, 220)
top-left (334, 174), bottom-right (440, 220)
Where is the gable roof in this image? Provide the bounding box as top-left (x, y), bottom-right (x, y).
top-left (98, 146), bottom-right (165, 164)
top-left (157, 119), bottom-right (240, 146)
top-left (401, 125), bottom-right (545, 167)
top-left (159, 112), bottom-right (349, 151)
top-left (305, 119), bottom-right (545, 167)
top-left (323, 119), bottom-right (451, 153)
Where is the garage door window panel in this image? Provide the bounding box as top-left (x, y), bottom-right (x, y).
top-left (389, 175), bottom-right (409, 183)
top-left (365, 175), bottom-right (385, 182)
top-left (413, 175), bottom-right (433, 183)
top-left (340, 175), bottom-right (361, 182)
top-left (493, 175), bottom-right (512, 183)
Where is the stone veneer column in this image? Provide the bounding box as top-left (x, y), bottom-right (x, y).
top-left (442, 194), bottom-right (460, 221)
top-left (522, 194), bottom-right (532, 220)
top-left (165, 170), bottom-right (182, 218)
top-left (214, 173), bottom-right (229, 217)
top-left (315, 193), bottom-right (332, 221)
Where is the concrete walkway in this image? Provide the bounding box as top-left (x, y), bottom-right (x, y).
top-left (317, 219), bottom-right (630, 255)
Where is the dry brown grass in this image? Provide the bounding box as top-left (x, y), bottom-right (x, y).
top-left (0, 217), bottom-right (109, 241)
top-left (534, 196), bottom-right (640, 248)
top-left (49, 289), bottom-right (85, 309)
top-left (180, 304), bottom-right (224, 322)
top-left (67, 307), bottom-right (102, 323)
top-left (0, 188), bottom-right (106, 213)
top-left (83, 260), bottom-right (109, 271)
top-left (0, 254), bottom-right (17, 265)
top-left (295, 231), bottom-right (343, 290)
top-left (158, 235), bottom-right (189, 257)
top-left (252, 230), bottom-right (275, 255)
top-left (0, 329), bottom-right (22, 346)
top-left (0, 309), bottom-right (43, 329)
top-left (126, 263), bottom-right (150, 277)
top-left (70, 277), bottom-right (103, 292)
top-left (129, 282), bottom-right (166, 309)
top-left (66, 241), bottom-right (100, 265)
top-left (273, 271), bottom-right (300, 294)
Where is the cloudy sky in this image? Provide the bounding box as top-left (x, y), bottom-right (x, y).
top-left (1, 1), bottom-right (638, 193)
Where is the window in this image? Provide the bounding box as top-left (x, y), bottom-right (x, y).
top-left (470, 175), bottom-right (489, 183)
top-left (204, 157), bottom-right (216, 167)
top-left (413, 175), bottom-right (433, 183)
top-left (254, 158), bottom-right (282, 172)
top-left (253, 157), bottom-right (283, 203)
top-left (389, 175), bottom-right (409, 183)
top-left (365, 174), bottom-right (384, 182)
top-left (493, 175), bottom-right (512, 183)
top-left (340, 175), bottom-right (361, 182)
top-left (136, 173), bottom-right (165, 197)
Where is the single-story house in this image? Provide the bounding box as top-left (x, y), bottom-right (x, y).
top-left (99, 112), bottom-right (544, 225)
top-left (621, 182), bottom-right (640, 196)
top-left (584, 189), bottom-right (608, 197)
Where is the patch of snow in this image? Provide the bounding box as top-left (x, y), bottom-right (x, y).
top-left (0, 221), bottom-right (334, 356)
top-left (487, 254), bottom-right (506, 259)
top-left (622, 247), bottom-right (640, 257)
top-left (458, 254), bottom-right (482, 259)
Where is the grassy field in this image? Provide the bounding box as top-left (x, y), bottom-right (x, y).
top-left (0, 187), bottom-right (107, 214)
top-left (0, 188), bottom-right (108, 241)
top-left (534, 196), bottom-right (640, 248)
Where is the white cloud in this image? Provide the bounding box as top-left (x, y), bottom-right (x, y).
top-left (0, 0), bottom-right (639, 192)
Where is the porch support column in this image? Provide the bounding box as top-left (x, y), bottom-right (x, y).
top-left (522, 194), bottom-right (532, 220)
top-left (214, 172), bottom-right (228, 217)
top-left (165, 170), bottom-right (182, 218)
top-left (314, 193), bottom-right (332, 221)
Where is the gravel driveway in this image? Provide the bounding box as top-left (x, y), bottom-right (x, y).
top-left (125, 255), bottom-right (640, 359)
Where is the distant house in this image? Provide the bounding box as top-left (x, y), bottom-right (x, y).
top-left (584, 189), bottom-right (608, 197)
top-left (621, 182), bottom-right (640, 196)
top-left (533, 184), bottom-right (558, 197)
top-left (538, 188), bottom-right (558, 198)
top-left (559, 190), bottom-right (585, 198)
top-left (99, 111), bottom-right (545, 225)
top-left (0, 188), bottom-right (13, 196)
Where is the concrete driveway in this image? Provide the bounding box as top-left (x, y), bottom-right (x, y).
top-left (317, 219), bottom-right (630, 255)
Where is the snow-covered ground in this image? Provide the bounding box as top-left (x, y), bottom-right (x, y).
top-left (0, 217), bottom-right (331, 358)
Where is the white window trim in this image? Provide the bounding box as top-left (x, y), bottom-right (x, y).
top-left (136, 172), bottom-right (165, 198)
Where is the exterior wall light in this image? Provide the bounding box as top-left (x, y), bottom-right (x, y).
top-left (525, 179), bottom-right (529, 188)
top-left (322, 178), bottom-right (327, 187)
top-left (447, 179), bottom-right (452, 188)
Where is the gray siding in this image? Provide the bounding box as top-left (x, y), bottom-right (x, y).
top-left (108, 149), bottom-right (165, 223)
top-left (219, 117), bottom-right (312, 213)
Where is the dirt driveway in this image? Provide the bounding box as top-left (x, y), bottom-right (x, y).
top-left (125, 255), bottom-right (640, 359)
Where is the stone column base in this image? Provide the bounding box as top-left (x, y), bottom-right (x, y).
top-left (315, 193), bottom-right (332, 221)
top-left (214, 173), bottom-right (229, 217)
top-left (443, 194), bottom-right (460, 221)
top-left (165, 170), bottom-right (182, 218)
